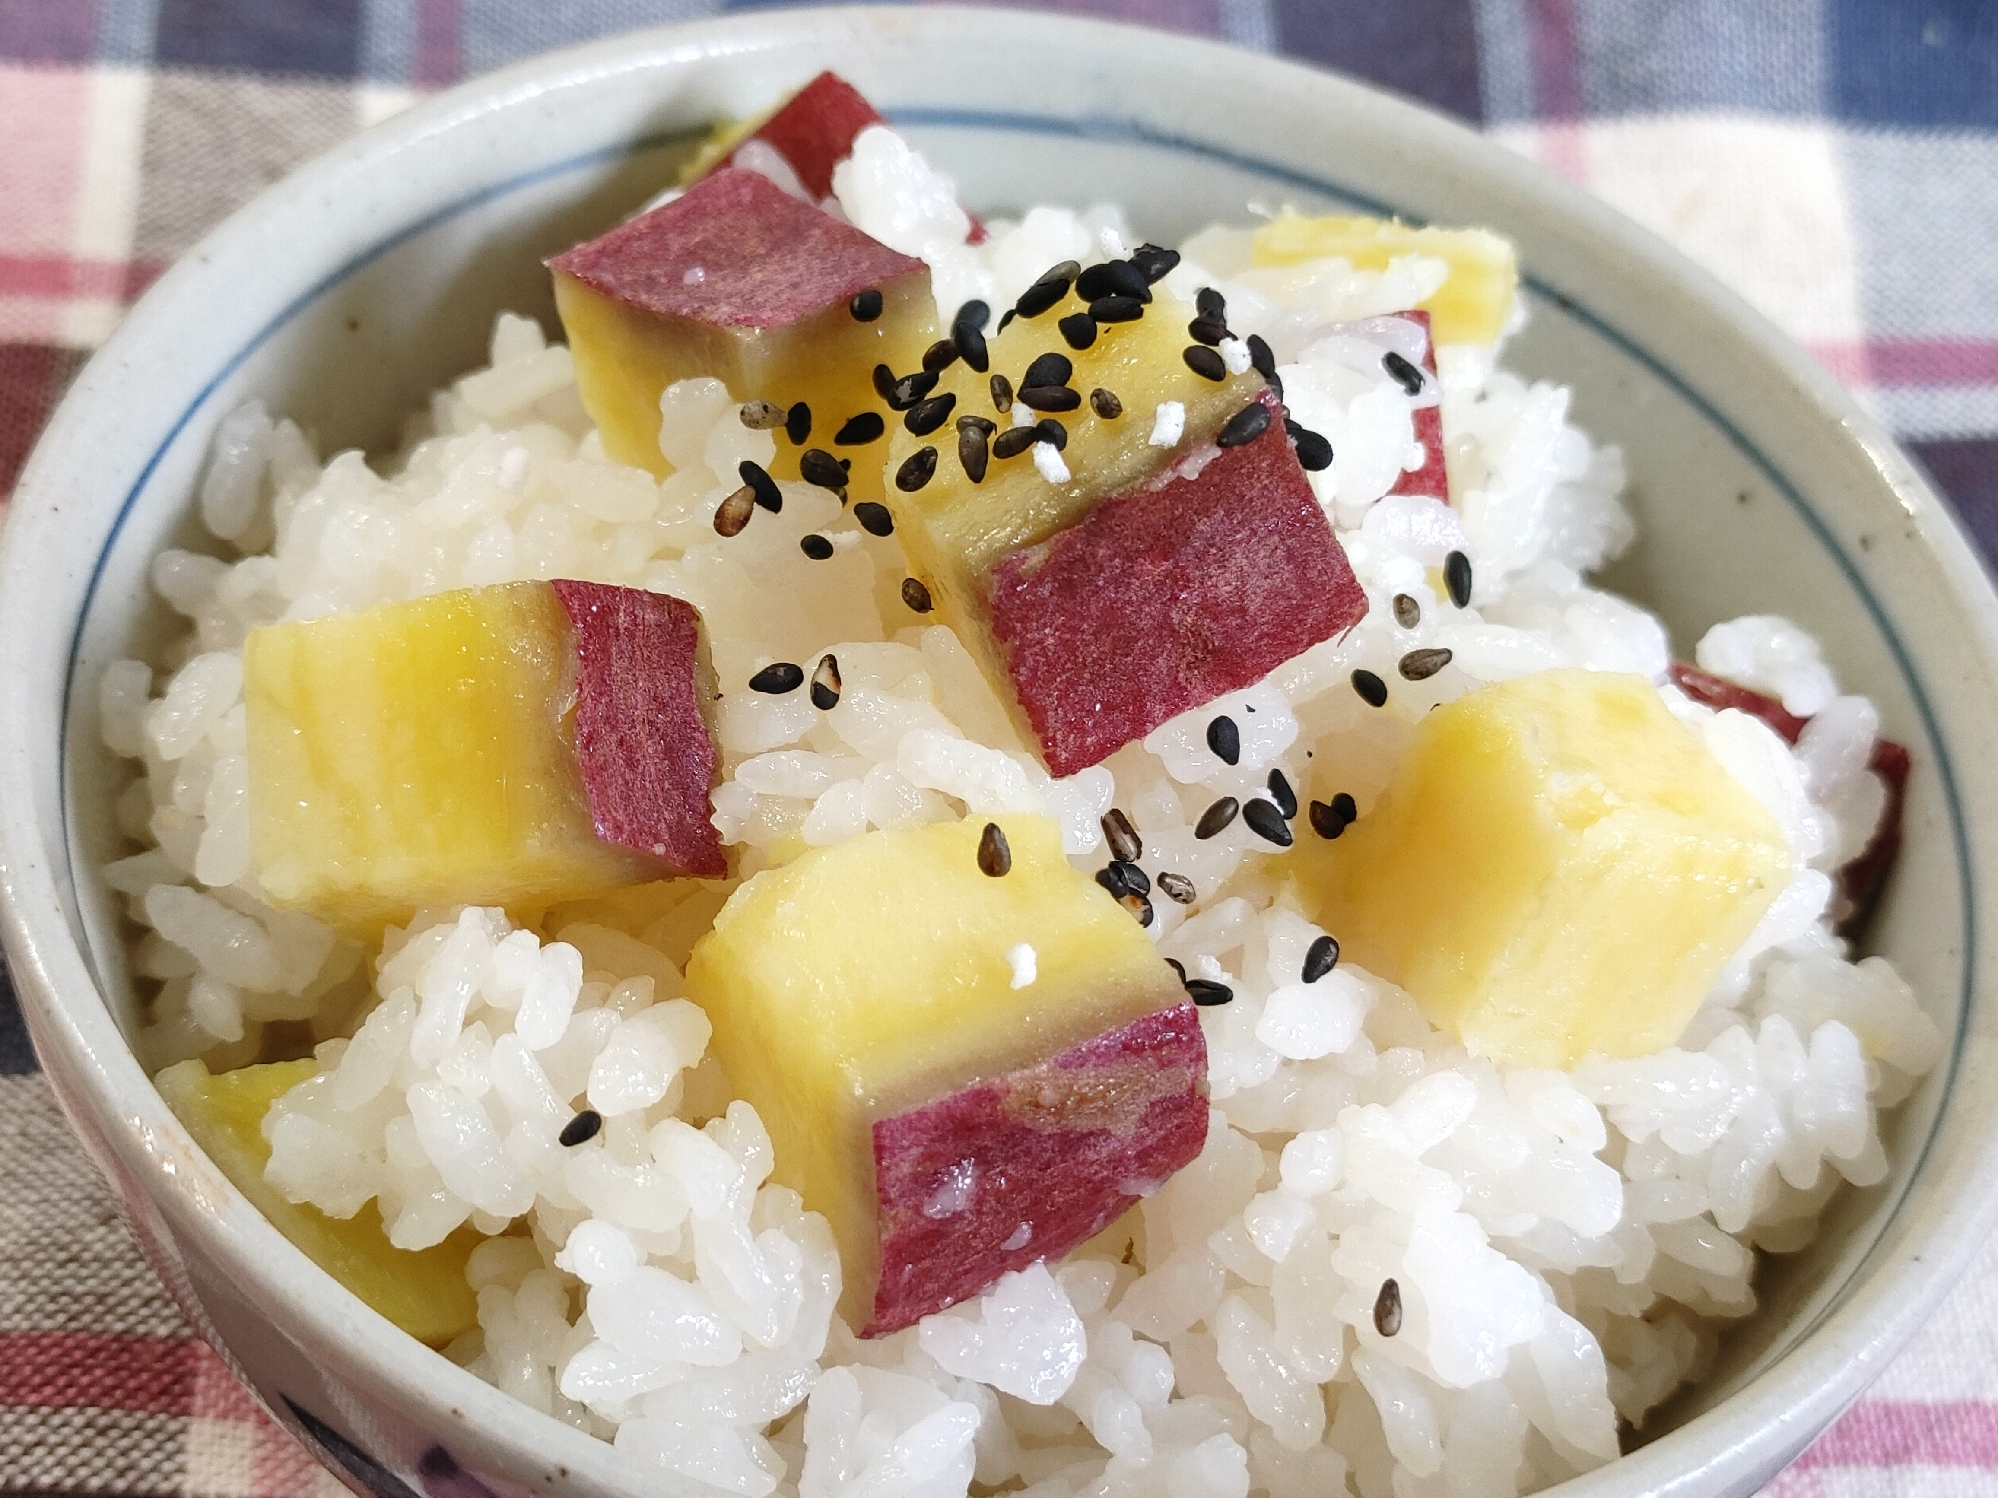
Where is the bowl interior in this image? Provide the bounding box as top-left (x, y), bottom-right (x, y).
top-left (15, 13), bottom-right (1998, 1496)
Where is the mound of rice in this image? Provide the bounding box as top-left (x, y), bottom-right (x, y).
top-left (101, 126), bottom-right (1941, 1498)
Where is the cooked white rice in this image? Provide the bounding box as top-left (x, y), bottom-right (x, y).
top-left (104, 126), bottom-right (1941, 1498)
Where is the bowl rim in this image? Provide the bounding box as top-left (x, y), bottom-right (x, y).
top-left (2, 7), bottom-right (1997, 1495)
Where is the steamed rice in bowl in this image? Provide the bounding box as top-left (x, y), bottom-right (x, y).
top-left (95, 85), bottom-right (1941, 1498)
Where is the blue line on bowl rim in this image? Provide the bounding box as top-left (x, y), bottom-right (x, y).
top-left (54, 104), bottom-right (1974, 1371)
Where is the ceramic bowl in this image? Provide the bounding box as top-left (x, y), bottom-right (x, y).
top-left (4, 9), bottom-right (1997, 1497)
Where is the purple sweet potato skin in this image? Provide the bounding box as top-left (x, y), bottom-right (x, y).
top-left (866, 1002), bottom-right (1209, 1337)
top-left (547, 167), bottom-right (926, 330)
top-left (725, 70), bottom-right (887, 202)
top-left (550, 580), bottom-right (727, 880)
top-left (984, 389), bottom-right (1368, 778)
top-left (1387, 309), bottom-right (1448, 503)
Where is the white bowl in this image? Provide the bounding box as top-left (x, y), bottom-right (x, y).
top-left (4, 10), bottom-right (1997, 1496)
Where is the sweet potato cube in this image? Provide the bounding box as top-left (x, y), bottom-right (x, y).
top-left (684, 815), bottom-right (1207, 1335)
top-left (987, 390), bottom-right (1367, 775)
top-left (156, 1059), bottom-right (479, 1346)
top-left (246, 580), bottom-right (722, 932)
top-left (1299, 670), bottom-right (1791, 1068)
top-left (723, 70), bottom-right (890, 201)
top-left (1251, 212), bottom-right (1518, 346)
top-left (549, 167), bottom-right (937, 487)
top-left (884, 281), bottom-right (1364, 774)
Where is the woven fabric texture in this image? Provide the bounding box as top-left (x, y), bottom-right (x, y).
top-left (1, 1), bottom-right (1994, 1494)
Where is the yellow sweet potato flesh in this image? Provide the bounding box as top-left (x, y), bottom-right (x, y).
top-left (1299, 670), bottom-right (1791, 1067)
top-left (1251, 212), bottom-right (1518, 345)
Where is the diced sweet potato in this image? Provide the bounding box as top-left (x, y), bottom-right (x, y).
top-left (156, 1059), bottom-right (479, 1346)
top-left (1250, 212), bottom-right (1518, 346)
top-left (1300, 670), bottom-right (1792, 1068)
top-left (683, 815), bottom-right (1207, 1335)
top-left (884, 277), bottom-right (1365, 774)
top-left (1386, 309), bottom-right (1448, 502)
top-left (1669, 662), bottom-right (1910, 937)
top-left (246, 580), bottom-right (722, 932)
top-left (724, 70), bottom-right (889, 202)
top-left (550, 167), bottom-right (938, 488)
top-left (987, 390), bottom-right (1368, 776)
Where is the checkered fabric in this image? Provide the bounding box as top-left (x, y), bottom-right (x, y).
top-left (1, 2), bottom-right (1994, 1494)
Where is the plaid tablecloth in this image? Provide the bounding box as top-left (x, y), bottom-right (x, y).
top-left (3, 2), bottom-right (1995, 1494)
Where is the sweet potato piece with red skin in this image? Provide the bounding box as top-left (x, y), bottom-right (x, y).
top-left (723, 71), bottom-right (988, 243)
top-left (551, 167), bottom-right (924, 331)
top-left (868, 1003), bottom-right (1207, 1336)
top-left (1669, 663), bottom-right (1909, 936)
top-left (552, 580), bottom-right (726, 879)
top-left (1387, 309), bottom-right (1448, 503)
top-left (985, 389), bottom-right (1368, 777)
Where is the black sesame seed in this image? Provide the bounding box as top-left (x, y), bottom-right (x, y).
top-left (889, 370), bottom-right (939, 410)
top-left (559, 1109), bottom-right (603, 1147)
top-left (1351, 668), bottom-right (1389, 708)
top-left (1035, 418), bottom-right (1068, 451)
top-left (1130, 244), bottom-right (1181, 283)
top-left (1246, 334), bottom-right (1277, 383)
top-left (1393, 593), bottom-right (1421, 629)
top-left (850, 288), bottom-right (884, 322)
top-left (1383, 350), bottom-right (1424, 396)
top-left (1101, 808), bottom-right (1142, 863)
top-left (1157, 871), bottom-right (1197, 905)
top-left (749, 662), bottom-right (803, 694)
top-left (958, 422), bottom-right (991, 483)
top-left (894, 448), bottom-right (939, 493)
top-left (1331, 791), bottom-right (1357, 823)
top-left (1018, 384), bottom-right (1081, 413)
top-left (713, 485), bottom-right (756, 537)
top-left (1217, 401), bottom-right (1272, 448)
top-left (923, 339), bottom-right (960, 373)
top-left (834, 411), bottom-right (885, 446)
top-left (1183, 345), bottom-right (1227, 381)
top-left (800, 533), bottom-right (835, 560)
top-left (1095, 864), bottom-right (1131, 899)
top-left (1399, 647), bottom-right (1453, 682)
top-left (1059, 313), bottom-right (1098, 351)
top-left (1374, 1278), bottom-right (1403, 1338)
top-left (810, 653), bottom-right (841, 710)
top-left (739, 400), bottom-right (785, 431)
top-left (1023, 352), bottom-right (1073, 390)
top-left (904, 393), bottom-right (957, 437)
top-left (1090, 387), bottom-right (1123, 420)
top-left (1016, 261), bottom-right (1080, 319)
top-left (1196, 286), bottom-right (1226, 322)
top-left (1110, 860), bottom-right (1150, 897)
top-left (1287, 422), bottom-right (1333, 471)
top-left (785, 401), bottom-right (811, 445)
top-left (1307, 798), bottom-right (1348, 839)
top-left (997, 309), bottom-right (1016, 333)
top-left (1120, 892), bottom-right (1155, 928)
top-left (800, 448), bottom-right (847, 489)
top-left (1186, 978), bottom-right (1234, 1007)
top-left (901, 576), bottom-right (934, 613)
top-left (956, 413), bottom-right (997, 437)
top-left (953, 300), bottom-right (991, 373)
top-left (1445, 550), bottom-right (1474, 608)
top-left (990, 374), bottom-right (1014, 413)
top-left (1165, 956), bottom-right (1187, 982)
top-left (1243, 798), bottom-right (1294, 847)
top-left (872, 363), bottom-right (898, 403)
top-left (1090, 295), bottom-right (1145, 323)
top-left (1187, 315), bottom-right (1228, 346)
top-left (993, 426), bottom-right (1040, 460)
top-left (855, 501), bottom-right (896, 535)
top-left (1101, 259), bottom-right (1153, 302)
top-left (1267, 768), bottom-right (1298, 820)
top-left (978, 821), bottom-right (1012, 877)
top-left (1206, 715), bottom-right (1241, 765)
top-left (1302, 934), bottom-right (1341, 984)
top-left (1075, 262), bottom-right (1117, 301)
top-left (1195, 797), bottom-right (1239, 839)
top-left (738, 460), bottom-right (782, 512)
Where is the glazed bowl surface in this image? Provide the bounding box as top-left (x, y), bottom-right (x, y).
top-left (2, 9), bottom-right (1996, 1497)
